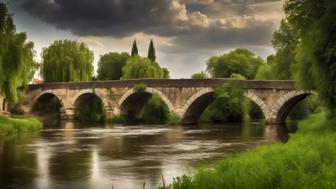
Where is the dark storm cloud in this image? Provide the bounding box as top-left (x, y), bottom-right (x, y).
top-left (11, 0), bottom-right (283, 49)
top-left (12, 0), bottom-right (186, 37)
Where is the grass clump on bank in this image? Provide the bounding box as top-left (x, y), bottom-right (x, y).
top-left (162, 112), bottom-right (336, 189)
top-left (0, 115), bottom-right (43, 135)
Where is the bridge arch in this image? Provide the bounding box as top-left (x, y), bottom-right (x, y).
top-left (118, 87), bottom-right (174, 114)
top-left (33, 90), bottom-right (64, 115)
top-left (73, 91), bottom-right (106, 122)
top-left (72, 89), bottom-right (105, 106)
top-left (181, 88), bottom-right (214, 124)
top-left (244, 90), bottom-right (271, 118)
top-left (274, 90), bottom-right (313, 124)
top-left (181, 88), bottom-right (268, 124)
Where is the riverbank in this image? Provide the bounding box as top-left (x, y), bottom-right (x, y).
top-left (0, 115), bottom-right (43, 135)
top-left (163, 112), bottom-right (336, 189)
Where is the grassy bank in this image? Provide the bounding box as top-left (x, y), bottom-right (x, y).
top-left (162, 112), bottom-right (336, 189)
top-left (0, 115), bottom-right (43, 135)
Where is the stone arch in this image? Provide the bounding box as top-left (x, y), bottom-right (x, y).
top-left (181, 88), bottom-right (214, 124)
top-left (275, 90), bottom-right (313, 124)
top-left (181, 88), bottom-right (269, 124)
top-left (73, 91), bottom-right (106, 121)
top-left (117, 87), bottom-right (174, 113)
top-left (33, 90), bottom-right (64, 114)
top-left (72, 89), bottom-right (105, 106)
top-left (244, 90), bottom-right (270, 118)
top-left (34, 90), bottom-right (63, 105)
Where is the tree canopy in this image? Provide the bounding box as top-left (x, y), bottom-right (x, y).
top-left (122, 55), bottom-right (169, 79)
top-left (97, 52), bottom-right (129, 80)
top-left (0, 3), bottom-right (38, 104)
top-left (266, 0), bottom-right (336, 110)
top-left (191, 72), bottom-right (208, 79)
top-left (41, 40), bottom-right (94, 82)
top-left (206, 48), bottom-right (264, 79)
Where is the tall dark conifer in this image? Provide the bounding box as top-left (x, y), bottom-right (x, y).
top-left (147, 39), bottom-right (156, 62)
top-left (131, 40), bottom-right (138, 56)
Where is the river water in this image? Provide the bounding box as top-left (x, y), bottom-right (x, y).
top-left (0, 121), bottom-right (291, 189)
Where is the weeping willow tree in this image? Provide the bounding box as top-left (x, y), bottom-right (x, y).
top-left (0, 3), bottom-right (38, 105)
top-left (122, 55), bottom-right (169, 79)
top-left (41, 40), bottom-right (94, 82)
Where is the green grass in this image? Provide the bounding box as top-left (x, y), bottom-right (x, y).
top-left (162, 112), bottom-right (336, 189)
top-left (0, 115), bottom-right (43, 135)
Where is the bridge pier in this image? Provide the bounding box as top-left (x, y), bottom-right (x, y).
top-left (61, 108), bottom-right (75, 120)
top-left (105, 106), bottom-right (114, 119)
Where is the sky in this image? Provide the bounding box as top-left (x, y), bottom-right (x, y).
top-left (7, 0), bottom-right (284, 78)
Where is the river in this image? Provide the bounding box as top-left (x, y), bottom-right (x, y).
top-left (0, 121), bottom-right (291, 189)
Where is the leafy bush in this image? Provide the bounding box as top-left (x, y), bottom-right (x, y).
top-left (74, 95), bottom-right (106, 123)
top-left (162, 112), bottom-right (336, 189)
top-left (0, 115), bottom-right (42, 135)
top-left (167, 112), bottom-right (181, 125)
top-left (133, 83), bottom-right (147, 93)
top-left (142, 94), bottom-right (169, 124)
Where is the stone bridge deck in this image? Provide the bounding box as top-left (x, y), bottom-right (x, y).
top-left (15, 79), bottom-right (311, 124)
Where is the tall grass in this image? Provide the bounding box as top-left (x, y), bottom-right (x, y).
top-left (0, 115), bottom-right (43, 135)
top-left (162, 112), bottom-right (336, 189)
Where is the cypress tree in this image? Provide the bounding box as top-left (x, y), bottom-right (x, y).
top-left (131, 40), bottom-right (138, 56)
top-left (147, 39), bottom-right (156, 62)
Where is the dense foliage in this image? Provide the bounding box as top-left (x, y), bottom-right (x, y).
top-left (195, 53), bottom-right (264, 124)
top-left (191, 72), bottom-right (208, 79)
top-left (122, 55), bottom-right (169, 79)
top-left (200, 81), bottom-right (249, 123)
top-left (206, 48), bottom-right (264, 79)
top-left (285, 0), bottom-right (336, 113)
top-left (142, 94), bottom-right (169, 124)
top-left (256, 0), bottom-right (336, 113)
top-left (41, 40), bottom-right (94, 82)
top-left (0, 3), bottom-right (38, 104)
top-left (163, 112), bottom-right (336, 189)
top-left (0, 115), bottom-right (42, 135)
top-left (97, 52), bottom-right (129, 80)
top-left (74, 95), bottom-right (106, 123)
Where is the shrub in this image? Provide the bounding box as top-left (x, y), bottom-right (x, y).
top-left (167, 112), bottom-right (181, 125)
top-left (0, 115), bottom-right (42, 135)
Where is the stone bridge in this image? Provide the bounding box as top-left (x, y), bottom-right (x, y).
top-left (15, 79), bottom-right (312, 124)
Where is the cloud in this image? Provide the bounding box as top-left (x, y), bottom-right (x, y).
top-left (12, 0), bottom-right (282, 37)
top-left (10, 0), bottom-right (284, 78)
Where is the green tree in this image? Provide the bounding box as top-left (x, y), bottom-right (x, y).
top-left (255, 55), bottom-right (275, 80)
top-left (141, 94), bottom-right (169, 124)
top-left (97, 52), bottom-right (129, 80)
top-left (206, 48), bottom-right (264, 79)
top-left (200, 81), bottom-right (250, 123)
top-left (41, 40), bottom-right (94, 82)
top-left (147, 39), bottom-right (156, 62)
top-left (0, 3), bottom-right (38, 104)
top-left (283, 0), bottom-right (336, 112)
top-left (131, 40), bottom-right (138, 56)
top-left (191, 71), bottom-right (208, 79)
top-left (122, 55), bottom-right (169, 79)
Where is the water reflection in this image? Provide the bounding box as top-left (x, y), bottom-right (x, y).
top-left (0, 122), bottom-right (292, 189)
